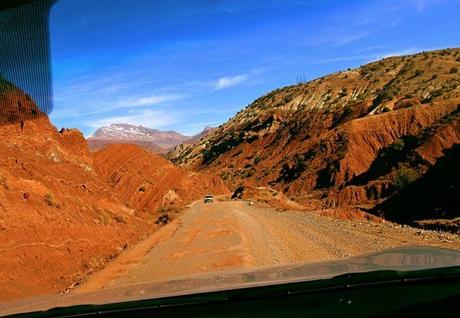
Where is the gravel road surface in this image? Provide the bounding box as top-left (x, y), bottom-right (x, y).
top-left (77, 200), bottom-right (460, 292)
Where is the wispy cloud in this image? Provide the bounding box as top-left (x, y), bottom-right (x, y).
top-left (377, 48), bottom-right (418, 59)
top-left (115, 94), bottom-right (184, 108)
top-left (85, 109), bottom-right (178, 130)
top-left (409, 0), bottom-right (445, 12)
top-left (308, 30), bottom-right (370, 47)
top-left (51, 93), bottom-right (184, 121)
top-left (214, 73), bottom-right (249, 90)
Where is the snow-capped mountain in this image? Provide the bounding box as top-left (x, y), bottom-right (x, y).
top-left (88, 123), bottom-right (189, 149)
top-left (87, 123), bottom-right (217, 153)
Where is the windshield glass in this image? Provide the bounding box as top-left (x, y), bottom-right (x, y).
top-left (1, 0), bottom-right (460, 314)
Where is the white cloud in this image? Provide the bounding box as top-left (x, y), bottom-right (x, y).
top-left (86, 109), bottom-right (178, 131)
top-left (214, 73), bottom-right (248, 90)
top-left (398, 0), bottom-right (445, 13)
top-left (51, 93), bottom-right (184, 121)
top-left (367, 48), bottom-right (419, 62)
top-left (414, 0), bottom-right (427, 11)
top-left (116, 94), bottom-right (183, 108)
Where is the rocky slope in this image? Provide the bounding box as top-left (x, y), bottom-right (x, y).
top-left (169, 48), bottom-right (460, 221)
top-left (184, 126), bottom-right (217, 145)
top-left (92, 144), bottom-right (229, 214)
top-left (0, 82), bottom-right (155, 300)
top-left (167, 126), bottom-right (217, 159)
top-left (0, 79), bottom-right (227, 300)
top-left (87, 138), bottom-right (167, 154)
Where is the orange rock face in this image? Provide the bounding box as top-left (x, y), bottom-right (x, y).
top-left (170, 48), bottom-right (460, 214)
top-left (0, 82), bottom-right (228, 300)
top-left (93, 144), bottom-right (229, 213)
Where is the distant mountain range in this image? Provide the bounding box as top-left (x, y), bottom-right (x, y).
top-left (87, 123), bottom-right (215, 153)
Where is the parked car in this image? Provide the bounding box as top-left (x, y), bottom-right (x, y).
top-left (204, 195), bottom-right (214, 203)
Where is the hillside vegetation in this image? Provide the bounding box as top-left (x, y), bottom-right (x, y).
top-left (169, 48), bottom-right (460, 221)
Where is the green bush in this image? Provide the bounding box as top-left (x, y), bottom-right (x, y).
top-left (393, 167), bottom-right (420, 190)
top-left (390, 138), bottom-right (405, 151)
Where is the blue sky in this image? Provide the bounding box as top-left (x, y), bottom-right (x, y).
top-left (49, 0), bottom-right (460, 136)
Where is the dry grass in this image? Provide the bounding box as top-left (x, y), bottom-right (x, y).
top-left (0, 175), bottom-right (9, 190)
top-left (114, 214), bottom-right (128, 224)
top-left (44, 192), bottom-right (61, 208)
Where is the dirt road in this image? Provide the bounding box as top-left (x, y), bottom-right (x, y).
top-left (77, 200), bottom-right (460, 292)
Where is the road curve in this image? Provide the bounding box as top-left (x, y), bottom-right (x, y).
top-left (77, 200), bottom-right (460, 292)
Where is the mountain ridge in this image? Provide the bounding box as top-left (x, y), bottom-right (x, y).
top-left (169, 48), bottom-right (460, 220)
top-left (0, 79), bottom-right (228, 300)
top-left (87, 123), bottom-right (216, 153)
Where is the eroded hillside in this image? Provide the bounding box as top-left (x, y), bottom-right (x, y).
top-left (93, 144), bottom-right (229, 214)
top-left (169, 48), bottom-right (460, 219)
top-left (0, 79), bottom-right (228, 300)
top-left (0, 82), bottom-right (155, 300)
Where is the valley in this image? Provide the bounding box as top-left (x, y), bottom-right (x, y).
top-left (0, 48), bottom-right (459, 302)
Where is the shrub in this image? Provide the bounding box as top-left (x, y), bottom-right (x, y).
top-left (0, 175), bottom-right (8, 190)
top-left (221, 171), bottom-right (231, 180)
top-left (44, 192), bottom-right (61, 208)
top-left (156, 213), bottom-right (170, 225)
top-left (393, 167), bottom-right (420, 190)
top-left (414, 69), bottom-right (423, 77)
top-left (390, 138), bottom-right (405, 151)
top-left (157, 205), bottom-right (179, 214)
top-left (254, 156), bottom-right (261, 164)
top-left (97, 211), bottom-right (111, 225)
top-left (138, 185), bottom-right (146, 192)
top-left (114, 214), bottom-right (128, 224)
top-left (245, 170), bottom-right (255, 177)
top-left (449, 67), bottom-right (458, 74)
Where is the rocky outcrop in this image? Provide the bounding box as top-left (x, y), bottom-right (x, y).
top-left (93, 144), bottom-right (229, 212)
top-left (169, 48), bottom-right (460, 217)
top-left (0, 80), bottom-right (227, 300)
top-left (0, 81), bottom-right (159, 300)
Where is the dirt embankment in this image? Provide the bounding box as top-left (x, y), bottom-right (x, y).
top-left (92, 144), bottom-right (229, 213)
top-left (0, 83), bottom-right (228, 301)
top-left (0, 86), bottom-right (159, 301)
top-left (169, 48), bottom-right (460, 223)
top-left (87, 139), bottom-right (167, 154)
